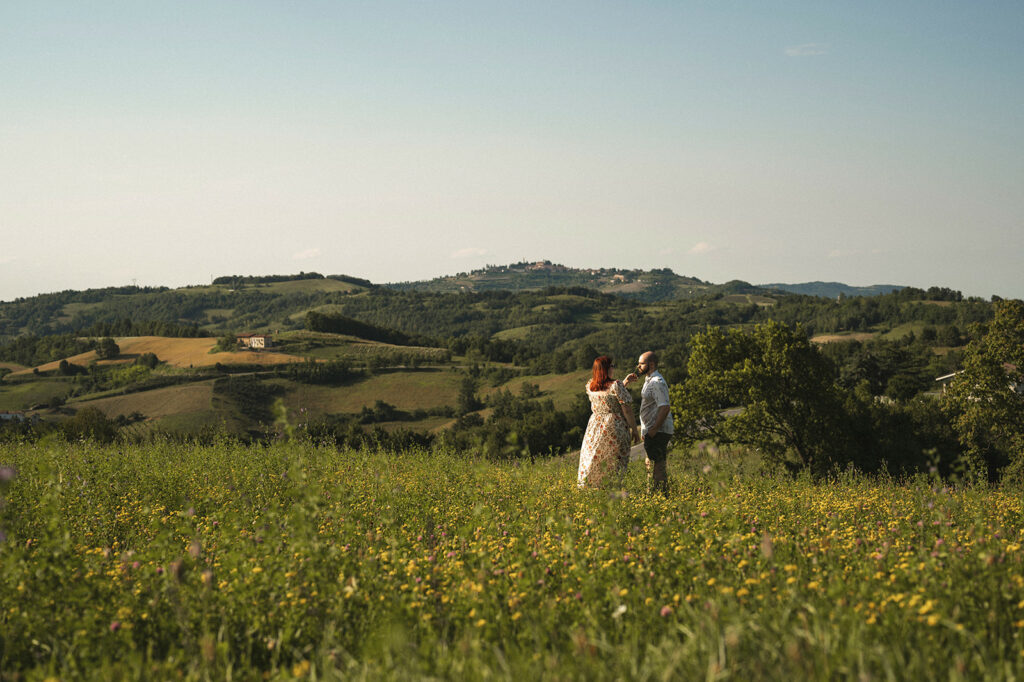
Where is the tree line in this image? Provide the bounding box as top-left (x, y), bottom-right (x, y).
top-left (671, 300), bottom-right (1023, 482)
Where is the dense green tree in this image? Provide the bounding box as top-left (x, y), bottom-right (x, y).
top-left (135, 352), bottom-right (160, 369)
top-left (215, 333), bottom-right (238, 352)
top-left (942, 299), bottom-right (1024, 481)
top-left (671, 321), bottom-right (849, 473)
top-left (60, 407), bottom-right (118, 443)
top-left (456, 377), bottom-right (483, 416)
top-left (95, 337), bottom-right (120, 360)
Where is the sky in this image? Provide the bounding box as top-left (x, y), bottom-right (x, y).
top-left (2, 1), bottom-right (1022, 301)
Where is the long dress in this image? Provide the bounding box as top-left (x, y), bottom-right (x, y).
top-left (577, 379), bottom-right (632, 488)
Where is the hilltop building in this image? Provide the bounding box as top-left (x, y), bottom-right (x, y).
top-left (236, 334), bottom-right (272, 350)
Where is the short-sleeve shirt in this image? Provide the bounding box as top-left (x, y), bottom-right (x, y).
top-left (639, 370), bottom-right (673, 437)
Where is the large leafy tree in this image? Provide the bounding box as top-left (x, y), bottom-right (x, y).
top-left (942, 299), bottom-right (1024, 481)
top-left (95, 337), bottom-right (120, 360)
top-left (671, 321), bottom-right (849, 473)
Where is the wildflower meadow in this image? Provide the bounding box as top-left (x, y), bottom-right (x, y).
top-left (1, 440), bottom-right (1023, 680)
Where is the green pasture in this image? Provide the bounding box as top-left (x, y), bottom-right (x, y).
top-left (271, 331), bottom-right (446, 364)
top-left (491, 325), bottom-right (541, 341)
top-left (880, 322), bottom-right (930, 340)
top-left (58, 301), bottom-right (103, 321)
top-left (0, 378), bottom-right (73, 411)
top-left (375, 415), bottom-right (454, 433)
top-left (71, 381), bottom-right (217, 421)
top-left (258, 279), bottom-right (364, 295)
top-left (720, 294), bottom-right (777, 307)
top-left (286, 304), bottom-right (348, 322)
top-left (2, 442), bottom-right (1022, 680)
top-left (273, 368), bottom-right (464, 414)
top-left (486, 369), bottom-right (591, 410)
top-left (140, 410), bottom-right (235, 436)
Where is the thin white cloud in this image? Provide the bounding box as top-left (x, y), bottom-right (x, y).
top-left (292, 247), bottom-right (321, 260)
top-left (451, 247), bottom-right (487, 259)
top-left (0, 255), bottom-right (14, 265)
top-left (827, 249), bottom-right (843, 259)
top-left (785, 43), bottom-right (828, 57)
top-left (688, 241), bottom-right (716, 255)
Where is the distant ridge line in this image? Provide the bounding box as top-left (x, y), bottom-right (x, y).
top-left (760, 282), bottom-right (904, 298)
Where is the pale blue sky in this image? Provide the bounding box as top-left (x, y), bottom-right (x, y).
top-left (2, 1), bottom-right (1022, 300)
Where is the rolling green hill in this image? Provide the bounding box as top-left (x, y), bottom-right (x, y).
top-left (761, 281), bottom-right (904, 298)
top-left (387, 261), bottom-right (710, 300)
top-left (0, 267), bottom-right (998, 449)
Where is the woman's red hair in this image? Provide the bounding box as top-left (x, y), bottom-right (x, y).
top-left (589, 355), bottom-right (614, 392)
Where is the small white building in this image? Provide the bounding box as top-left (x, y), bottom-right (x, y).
top-left (934, 371), bottom-right (963, 394)
top-left (935, 365), bottom-right (1023, 395)
top-left (236, 334), bottom-right (272, 350)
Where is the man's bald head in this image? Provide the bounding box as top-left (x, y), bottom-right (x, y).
top-left (638, 351), bottom-right (658, 373)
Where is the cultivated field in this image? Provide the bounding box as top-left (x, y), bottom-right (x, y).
top-left (720, 294), bottom-right (777, 307)
top-left (73, 380), bottom-right (216, 421)
top-left (881, 323), bottom-right (930, 341)
top-left (486, 369), bottom-right (591, 410)
top-left (2, 442), bottom-right (1022, 680)
top-left (0, 378), bottom-right (73, 411)
top-left (273, 368), bottom-right (465, 414)
top-left (810, 332), bottom-right (878, 344)
top-left (10, 337), bottom-right (308, 376)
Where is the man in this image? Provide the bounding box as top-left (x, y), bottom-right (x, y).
top-left (624, 351), bottom-right (673, 494)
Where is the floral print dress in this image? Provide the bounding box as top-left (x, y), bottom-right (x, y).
top-left (577, 380), bottom-right (632, 488)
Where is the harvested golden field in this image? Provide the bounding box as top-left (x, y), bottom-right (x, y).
top-left (0, 362), bottom-right (26, 372)
top-left (73, 380), bottom-right (215, 420)
top-left (10, 350), bottom-right (117, 375)
top-left (11, 337), bottom-right (307, 376)
top-left (810, 332), bottom-right (877, 344)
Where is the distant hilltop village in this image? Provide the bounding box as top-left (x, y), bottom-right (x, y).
top-left (463, 260), bottom-right (572, 277)
top-left (450, 261), bottom-right (697, 288)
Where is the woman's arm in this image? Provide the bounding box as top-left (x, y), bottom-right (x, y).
top-left (623, 404), bottom-right (640, 443)
top-left (613, 380), bottom-right (640, 442)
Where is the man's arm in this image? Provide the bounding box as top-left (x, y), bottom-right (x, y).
top-left (648, 405), bottom-right (670, 435)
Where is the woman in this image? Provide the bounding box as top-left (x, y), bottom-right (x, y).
top-left (578, 356), bottom-right (640, 488)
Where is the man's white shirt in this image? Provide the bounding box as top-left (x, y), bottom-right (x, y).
top-left (639, 370), bottom-right (673, 437)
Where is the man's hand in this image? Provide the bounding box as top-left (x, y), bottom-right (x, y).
top-left (649, 405), bottom-right (670, 435)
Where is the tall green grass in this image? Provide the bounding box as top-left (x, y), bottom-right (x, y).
top-left (1, 441), bottom-right (1022, 680)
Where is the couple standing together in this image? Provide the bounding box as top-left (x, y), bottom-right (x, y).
top-left (577, 351), bottom-right (673, 494)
